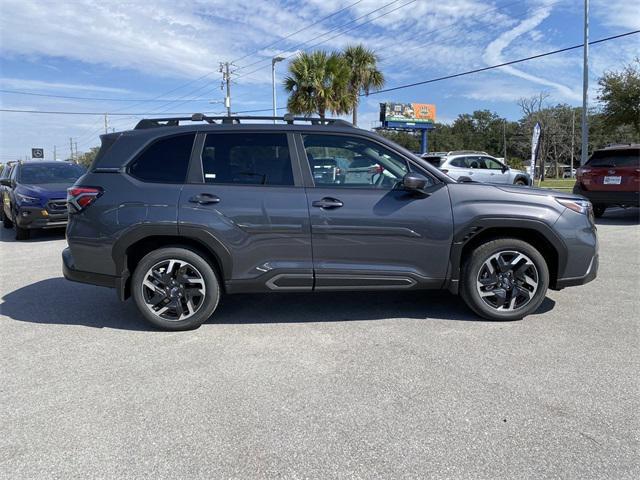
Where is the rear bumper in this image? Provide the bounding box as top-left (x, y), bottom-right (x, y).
top-left (15, 206), bottom-right (68, 229)
top-left (63, 247), bottom-right (122, 290)
top-left (573, 186), bottom-right (640, 206)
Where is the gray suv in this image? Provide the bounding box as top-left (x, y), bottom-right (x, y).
top-left (63, 114), bottom-right (598, 330)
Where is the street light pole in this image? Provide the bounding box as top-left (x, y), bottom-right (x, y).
top-left (272, 56), bottom-right (285, 122)
top-left (581, 0), bottom-right (589, 165)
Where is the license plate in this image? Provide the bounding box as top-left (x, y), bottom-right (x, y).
top-left (603, 176), bottom-right (621, 185)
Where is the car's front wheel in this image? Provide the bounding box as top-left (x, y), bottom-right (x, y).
top-left (131, 247), bottom-right (221, 330)
top-left (460, 238), bottom-right (549, 321)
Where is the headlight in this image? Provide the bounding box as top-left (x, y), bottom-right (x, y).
top-left (16, 193), bottom-right (39, 204)
top-left (556, 197), bottom-right (592, 215)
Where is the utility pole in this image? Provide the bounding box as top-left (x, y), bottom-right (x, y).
top-left (580, 0), bottom-right (589, 165)
top-left (571, 110), bottom-right (575, 177)
top-left (69, 137), bottom-right (74, 162)
top-left (104, 113), bottom-right (109, 134)
top-left (53, 145), bottom-right (57, 161)
top-left (220, 62), bottom-right (232, 116)
top-left (74, 142), bottom-right (78, 161)
top-left (271, 56), bottom-right (285, 122)
top-left (503, 119), bottom-right (507, 162)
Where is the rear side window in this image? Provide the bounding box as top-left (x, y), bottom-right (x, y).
top-left (587, 149), bottom-right (639, 167)
top-left (129, 133), bottom-right (195, 183)
top-left (201, 133), bottom-right (293, 186)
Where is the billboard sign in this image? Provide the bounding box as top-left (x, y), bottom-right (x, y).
top-left (380, 102), bottom-right (436, 124)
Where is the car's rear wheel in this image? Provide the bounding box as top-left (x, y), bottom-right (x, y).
top-left (460, 238), bottom-right (549, 321)
top-left (15, 225), bottom-right (30, 240)
top-left (514, 178), bottom-right (528, 186)
top-left (593, 204), bottom-right (606, 218)
top-left (131, 247), bottom-right (220, 331)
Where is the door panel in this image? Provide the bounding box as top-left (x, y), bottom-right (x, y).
top-left (179, 132), bottom-right (312, 292)
top-left (299, 133), bottom-right (453, 289)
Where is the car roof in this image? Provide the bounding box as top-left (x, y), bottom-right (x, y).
top-left (598, 143), bottom-right (639, 151)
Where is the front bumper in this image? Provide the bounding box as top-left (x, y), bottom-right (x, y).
top-left (15, 206), bottom-right (68, 229)
top-left (554, 253), bottom-right (599, 289)
top-left (573, 186), bottom-right (640, 207)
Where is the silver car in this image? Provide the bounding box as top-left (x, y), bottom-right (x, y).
top-left (422, 151), bottom-right (531, 185)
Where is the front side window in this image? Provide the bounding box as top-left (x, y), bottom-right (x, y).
top-left (302, 134), bottom-right (413, 189)
top-left (201, 133), bottom-right (293, 186)
top-left (129, 133), bottom-right (195, 183)
top-left (484, 158), bottom-right (504, 170)
top-left (18, 163), bottom-right (85, 184)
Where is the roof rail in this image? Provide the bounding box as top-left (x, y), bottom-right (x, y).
top-left (133, 113), bottom-right (353, 130)
top-left (447, 150), bottom-right (489, 156)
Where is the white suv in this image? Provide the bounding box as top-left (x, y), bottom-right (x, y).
top-left (421, 151), bottom-right (531, 186)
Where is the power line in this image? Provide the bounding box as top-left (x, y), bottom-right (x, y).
top-left (0, 89), bottom-right (216, 102)
top-left (367, 30), bottom-right (640, 96)
top-left (231, 0), bottom-right (365, 64)
top-left (235, 0), bottom-right (410, 74)
top-left (2, 30), bottom-right (637, 119)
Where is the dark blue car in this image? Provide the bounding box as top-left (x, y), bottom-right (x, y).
top-left (1, 161), bottom-right (85, 240)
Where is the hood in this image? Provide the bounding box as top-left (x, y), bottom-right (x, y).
top-left (16, 183), bottom-right (69, 206)
top-left (495, 184), bottom-right (583, 200)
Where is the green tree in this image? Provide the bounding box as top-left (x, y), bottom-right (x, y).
top-left (283, 51), bottom-right (350, 119)
top-left (598, 58), bottom-right (640, 136)
top-left (76, 147), bottom-right (99, 168)
top-left (342, 44), bottom-right (385, 126)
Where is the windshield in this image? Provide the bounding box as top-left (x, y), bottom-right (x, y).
top-left (19, 163), bottom-right (85, 185)
top-left (587, 149), bottom-right (639, 167)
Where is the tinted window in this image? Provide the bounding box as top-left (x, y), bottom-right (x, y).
top-left (303, 134), bottom-right (416, 189)
top-left (201, 133), bottom-right (293, 186)
top-left (18, 163), bottom-right (85, 184)
top-left (422, 155), bottom-right (442, 167)
top-left (129, 133), bottom-right (195, 183)
top-left (587, 149), bottom-right (639, 167)
top-left (449, 158), bottom-right (466, 168)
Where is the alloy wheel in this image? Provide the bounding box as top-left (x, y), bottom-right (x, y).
top-left (141, 259), bottom-right (206, 321)
top-left (476, 250), bottom-right (539, 311)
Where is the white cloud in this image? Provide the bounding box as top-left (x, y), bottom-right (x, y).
top-left (0, 78), bottom-right (132, 94)
top-left (482, 1), bottom-right (581, 102)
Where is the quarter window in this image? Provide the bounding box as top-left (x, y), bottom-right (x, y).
top-left (302, 134), bottom-right (415, 189)
top-left (201, 133), bottom-right (293, 186)
top-left (129, 133), bottom-right (195, 183)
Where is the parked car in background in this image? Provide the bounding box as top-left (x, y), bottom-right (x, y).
top-left (0, 161), bottom-right (17, 223)
top-left (1, 161), bottom-right (85, 240)
top-left (63, 114), bottom-right (597, 330)
top-left (421, 151), bottom-right (531, 185)
top-left (573, 144), bottom-right (640, 217)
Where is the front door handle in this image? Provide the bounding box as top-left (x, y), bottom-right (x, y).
top-left (189, 193), bottom-right (220, 205)
top-left (312, 197), bottom-right (343, 209)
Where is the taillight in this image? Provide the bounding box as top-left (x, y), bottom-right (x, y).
top-left (67, 186), bottom-right (103, 212)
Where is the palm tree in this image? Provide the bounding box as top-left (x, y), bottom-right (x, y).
top-left (283, 51), bottom-right (351, 120)
top-left (343, 44), bottom-right (385, 126)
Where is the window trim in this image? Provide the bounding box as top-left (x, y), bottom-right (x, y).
top-left (188, 131), bottom-right (303, 187)
top-left (295, 131), bottom-right (438, 190)
top-left (126, 132), bottom-right (197, 185)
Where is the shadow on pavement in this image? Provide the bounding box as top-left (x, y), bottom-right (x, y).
top-left (1, 277), bottom-right (556, 331)
top-left (595, 207), bottom-right (640, 226)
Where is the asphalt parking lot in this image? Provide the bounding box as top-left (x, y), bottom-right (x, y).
top-left (1, 208), bottom-right (638, 479)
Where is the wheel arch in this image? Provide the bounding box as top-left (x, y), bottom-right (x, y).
top-left (447, 218), bottom-right (566, 294)
top-left (112, 226), bottom-right (232, 300)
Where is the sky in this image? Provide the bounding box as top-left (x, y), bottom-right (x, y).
top-left (0, 0), bottom-right (638, 161)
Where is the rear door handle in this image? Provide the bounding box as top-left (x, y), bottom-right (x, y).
top-left (189, 193), bottom-right (220, 205)
top-left (312, 197), bottom-right (343, 209)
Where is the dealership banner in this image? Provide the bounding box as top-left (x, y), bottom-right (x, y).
top-left (530, 122), bottom-right (542, 180)
top-left (381, 102), bottom-right (436, 124)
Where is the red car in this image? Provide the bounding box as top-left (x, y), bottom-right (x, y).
top-left (573, 144), bottom-right (640, 217)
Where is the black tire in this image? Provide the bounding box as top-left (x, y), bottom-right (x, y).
top-left (3, 213), bottom-right (12, 229)
top-left (514, 178), bottom-right (527, 186)
top-left (593, 204), bottom-right (606, 218)
top-left (15, 225), bottom-right (30, 240)
top-left (131, 247), bottom-right (220, 331)
top-left (460, 238), bottom-right (549, 321)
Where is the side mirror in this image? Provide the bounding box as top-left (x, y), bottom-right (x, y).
top-left (0, 178), bottom-right (12, 187)
top-left (457, 176), bottom-right (473, 183)
top-left (402, 172), bottom-right (428, 193)
top-left (502, 165), bottom-right (509, 173)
